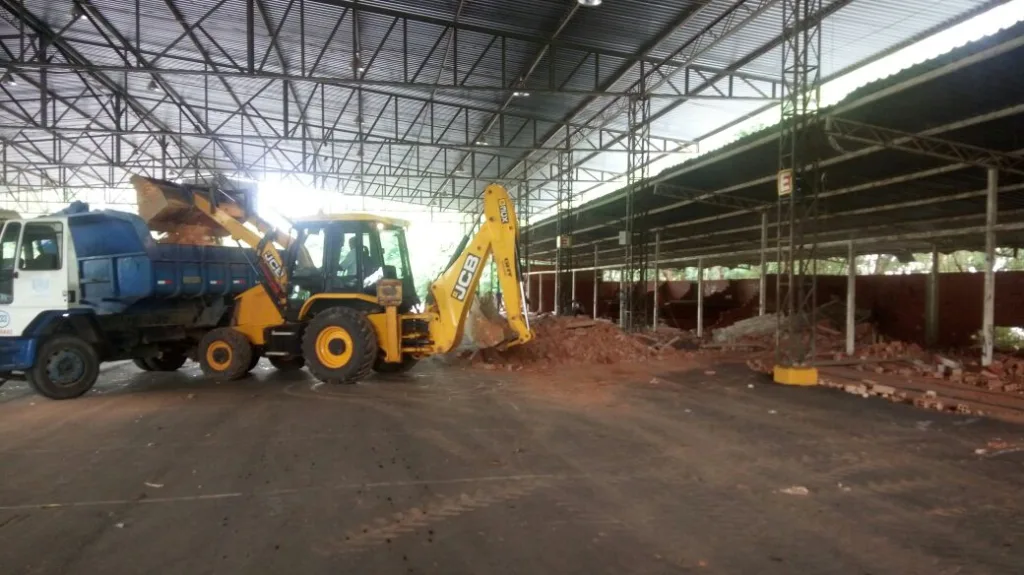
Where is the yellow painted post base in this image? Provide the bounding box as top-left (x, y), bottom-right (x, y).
top-left (773, 366), bottom-right (818, 386)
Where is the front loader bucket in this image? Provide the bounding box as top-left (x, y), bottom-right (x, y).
top-left (131, 175), bottom-right (252, 245)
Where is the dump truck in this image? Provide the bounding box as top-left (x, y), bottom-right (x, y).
top-left (0, 176), bottom-right (532, 399)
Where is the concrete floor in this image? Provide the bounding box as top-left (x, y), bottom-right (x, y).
top-left (1, 359), bottom-right (1022, 574)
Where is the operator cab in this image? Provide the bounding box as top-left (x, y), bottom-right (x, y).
top-left (285, 214), bottom-right (419, 318)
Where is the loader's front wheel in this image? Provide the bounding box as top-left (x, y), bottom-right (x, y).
top-left (27, 335), bottom-right (100, 400)
top-left (198, 328), bottom-right (253, 380)
top-left (303, 308), bottom-right (377, 384)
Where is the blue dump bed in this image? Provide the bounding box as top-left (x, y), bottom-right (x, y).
top-left (68, 210), bottom-right (259, 313)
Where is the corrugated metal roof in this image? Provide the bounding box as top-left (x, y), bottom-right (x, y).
top-left (524, 20), bottom-right (1024, 267)
top-left (0, 0), bottom-right (1007, 214)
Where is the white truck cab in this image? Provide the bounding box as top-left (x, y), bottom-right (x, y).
top-left (0, 216), bottom-right (76, 337)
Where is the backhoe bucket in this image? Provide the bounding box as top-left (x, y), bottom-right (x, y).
top-left (462, 292), bottom-right (517, 351)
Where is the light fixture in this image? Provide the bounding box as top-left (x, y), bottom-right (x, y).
top-left (353, 53), bottom-right (365, 74)
top-left (455, 164), bottom-right (466, 174)
top-left (71, 4), bottom-right (88, 20)
top-left (1, 73), bottom-right (16, 87)
top-left (147, 79), bottom-right (159, 92)
top-left (476, 139), bottom-right (489, 146)
top-left (512, 91), bottom-right (530, 98)
top-left (577, 0), bottom-right (602, 6)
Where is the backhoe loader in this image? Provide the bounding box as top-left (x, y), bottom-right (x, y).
top-left (132, 176), bottom-right (533, 384)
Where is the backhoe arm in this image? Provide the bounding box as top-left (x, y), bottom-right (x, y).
top-left (427, 184), bottom-right (533, 353)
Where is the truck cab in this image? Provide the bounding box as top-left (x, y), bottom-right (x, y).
top-left (0, 216), bottom-right (74, 341)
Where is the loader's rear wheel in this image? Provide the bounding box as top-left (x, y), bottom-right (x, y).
top-left (27, 335), bottom-right (100, 400)
top-left (372, 354), bottom-right (418, 374)
top-left (303, 308), bottom-right (377, 384)
top-left (247, 352), bottom-right (261, 372)
top-left (198, 328), bottom-right (253, 380)
top-left (269, 356), bottom-right (305, 371)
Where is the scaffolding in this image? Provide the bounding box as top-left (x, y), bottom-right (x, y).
top-left (619, 60), bottom-right (653, 331)
top-left (554, 142), bottom-right (574, 315)
top-left (774, 0), bottom-right (823, 383)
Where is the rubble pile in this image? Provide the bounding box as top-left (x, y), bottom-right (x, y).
top-left (468, 316), bottom-right (691, 369)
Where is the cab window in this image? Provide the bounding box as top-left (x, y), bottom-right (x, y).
top-left (19, 222), bottom-right (63, 271)
top-left (379, 226), bottom-right (408, 279)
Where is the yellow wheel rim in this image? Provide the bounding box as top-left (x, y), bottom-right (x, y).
top-left (206, 341), bottom-right (233, 371)
top-left (315, 326), bottom-right (354, 369)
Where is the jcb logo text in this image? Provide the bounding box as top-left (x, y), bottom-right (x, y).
top-left (452, 254), bottom-right (481, 301)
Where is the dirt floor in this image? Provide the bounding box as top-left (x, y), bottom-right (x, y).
top-left (1, 357), bottom-right (1023, 574)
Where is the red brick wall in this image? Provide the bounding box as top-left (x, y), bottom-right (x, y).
top-left (527, 271), bottom-right (1024, 347)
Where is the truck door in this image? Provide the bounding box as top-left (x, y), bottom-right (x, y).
top-left (6, 221), bottom-right (69, 335)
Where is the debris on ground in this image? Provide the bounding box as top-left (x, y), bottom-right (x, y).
top-left (711, 313), bottom-right (781, 344)
top-left (778, 486), bottom-right (810, 496)
top-left (464, 316), bottom-right (695, 369)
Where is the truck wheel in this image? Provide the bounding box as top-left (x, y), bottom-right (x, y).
top-left (372, 355), bottom-right (418, 374)
top-left (269, 356), bottom-right (305, 371)
top-left (302, 308), bottom-right (377, 384)
top-left (198, 328), bottom-right (253, 380)
top-left (132, 353), bottom-right (186, 372)
top-left (26, 335), bottom-right (100, 400)
top-left (247, 353), bottom-right (261, 372)
top-left (150, 353), bottom-right (187, 371)
top-left (132, 358), bottom-right (156, 371)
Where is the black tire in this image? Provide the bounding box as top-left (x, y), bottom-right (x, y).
top-left (302, 307), bottom-right (377, 384)
top-left (198, 328), bottom-right (253, 380)
top-left (372, 355), bottom-right (418, 374)
top-left (269, 356), bottom-right (305, 371)
top-left (26, 335), bottom-right (100, 399)
top-left (133, 352), bottom-right (186, 372)
top-left (149, 352), bottom-right (187, 371)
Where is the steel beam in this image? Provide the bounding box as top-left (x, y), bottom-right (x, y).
top-left (825, 116), bottom-right (1024, 175)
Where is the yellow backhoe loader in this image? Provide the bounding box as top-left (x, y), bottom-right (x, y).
top-left (131, 175), bottom-right (532, 383)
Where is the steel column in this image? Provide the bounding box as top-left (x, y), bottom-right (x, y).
top-left (526, 273), bottom-right (533, 313)
top-left (926, 245), bottom-right (940, 349)
top-left (653, 231), bottom-right (661, 330)
top-left (846, 241), bottom-right (856, 356)
top-left (759, 210), bottom-right (768, 316)
top-left (696, 258), bottom-right (705, 339)
top-left (593, 244), bottom-right (599, 320)
top-left (983, 168), bottom-right (998, 367)
top-left (775, 0), bottom-right (823, 370)
top-left (538, 272), bottom-right (544, 314)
